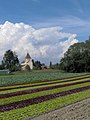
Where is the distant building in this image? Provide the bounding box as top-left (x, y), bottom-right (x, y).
top-left (41, 65), bottom-right (50, 70)
top-left (21, 53), bottom-right (33, 70)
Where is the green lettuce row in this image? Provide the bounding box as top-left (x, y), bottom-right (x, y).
top-left (0, 89), bottom-right (90, 120)
top-left (0, 74), bottom-right (89, 90)
top-left (0, 78), bottom-right (90, 95)
top-left (0, 82), bottom-right (90, 105)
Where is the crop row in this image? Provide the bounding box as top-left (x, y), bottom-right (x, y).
top-left (0, 85), bottom-right (90, 112)
top-left (0, 82), bottom-right (90, 105)
top-left (0, 79), bottom-right (90, 99)
top-left (0, 77), bottom-right (90, 95)
top-left (0, 73), bottom-right (87, 87)
top-left (0, 89), bottom-right (90, 120)
top-left (0, 74), bottom-right (90, 91)
top-left (0, 74), bottom-right (90, 120)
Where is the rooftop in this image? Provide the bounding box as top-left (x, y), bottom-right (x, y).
top-left (25, 53), bottom-right (31, 59)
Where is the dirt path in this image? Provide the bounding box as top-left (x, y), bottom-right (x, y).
top-left (29, 97), bottom-right (90, 120)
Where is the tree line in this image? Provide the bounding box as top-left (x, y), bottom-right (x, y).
top-left (60, 37), bottom-right (90, 73)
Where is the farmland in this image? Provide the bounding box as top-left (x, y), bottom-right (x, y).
top-left (0, 70), bottom-right (86, 86)
top-left (0, 70), bottom-right (90, 120)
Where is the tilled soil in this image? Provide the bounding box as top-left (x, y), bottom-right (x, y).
top-left (29, 97), bottom-right (90, 120)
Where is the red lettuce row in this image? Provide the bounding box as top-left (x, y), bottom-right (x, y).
top-left (0, 80), bottom-right (90, 99)
top-left (0, 85), bottom-right (90, 112)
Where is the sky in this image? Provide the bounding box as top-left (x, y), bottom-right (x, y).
top-left (0, 0), bottom-right (90, 64)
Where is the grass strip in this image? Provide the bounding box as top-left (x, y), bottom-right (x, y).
top-left (0, 82), bottom-right (90, 105)
top-left (0, 79), bottom-right (90, 97)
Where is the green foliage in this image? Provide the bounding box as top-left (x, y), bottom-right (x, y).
top-left (0, 70), bottom-right (85, 86)
top-left (50, 61), bottom-right (52, 68)
top-left (34, 61), bottom-right (42, 70)
top-left (0, 80), bottom-right (90, 105)
top-left (60, 37), bottom-right (90, 73)
top-left (1, 77), bottom-right (89, 95)
top-left (52, 63), bottom-right (61, 69)
top-left (0, 73), bottom-right (90, 120)
top-left (2, 50), bottom-right (20, 72)
top-left (0, 90), bottom-right (90, 120)
top-left (0, 64), bottom-right (4, 70)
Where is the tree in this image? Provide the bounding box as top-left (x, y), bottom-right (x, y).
top-left (32, 59), bottom-right (35, 66)
top-left (50, 61), bottom-right (52, 68)
top-left (0, 65), bottom-right (4, 70)
top-left (34, 61), bottom-right (42, 70)
top-left (52, 63), bottom-right (60, 69)
top-left (60, 37), bottom-right (90, 73)
top-left (2, 50), bottom-right (20, 72)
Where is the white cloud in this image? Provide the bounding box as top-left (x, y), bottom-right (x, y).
top-left (0, 21), bottom-right (78, 64)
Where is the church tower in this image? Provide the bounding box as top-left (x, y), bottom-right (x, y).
top-left (21, 53), bottom-right (33, 70)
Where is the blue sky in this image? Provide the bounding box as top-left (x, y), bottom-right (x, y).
top-left (0, 0), bottom-right (90, 41)
top-left (0, 0), bottom-right (90, 64)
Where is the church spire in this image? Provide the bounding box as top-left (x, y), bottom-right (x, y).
top-left (25, 53), bottom-right (31, 59)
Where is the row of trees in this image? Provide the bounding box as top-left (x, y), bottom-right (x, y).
top-left (0, 50), bottom-right (54, 72)
top-left (60, 37), bottom-right (90, 72)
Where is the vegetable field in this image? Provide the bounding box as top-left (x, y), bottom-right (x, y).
top-left (0, 70), bottom-right (86, 86)
top-left (0, 73), bottom-right (90, 120)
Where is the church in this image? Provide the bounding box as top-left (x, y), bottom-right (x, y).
top-left (21, 53), bottom-right (33, 70)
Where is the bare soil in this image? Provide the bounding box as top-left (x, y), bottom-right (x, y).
top-left (29, 97), bottom-right (90, 120)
